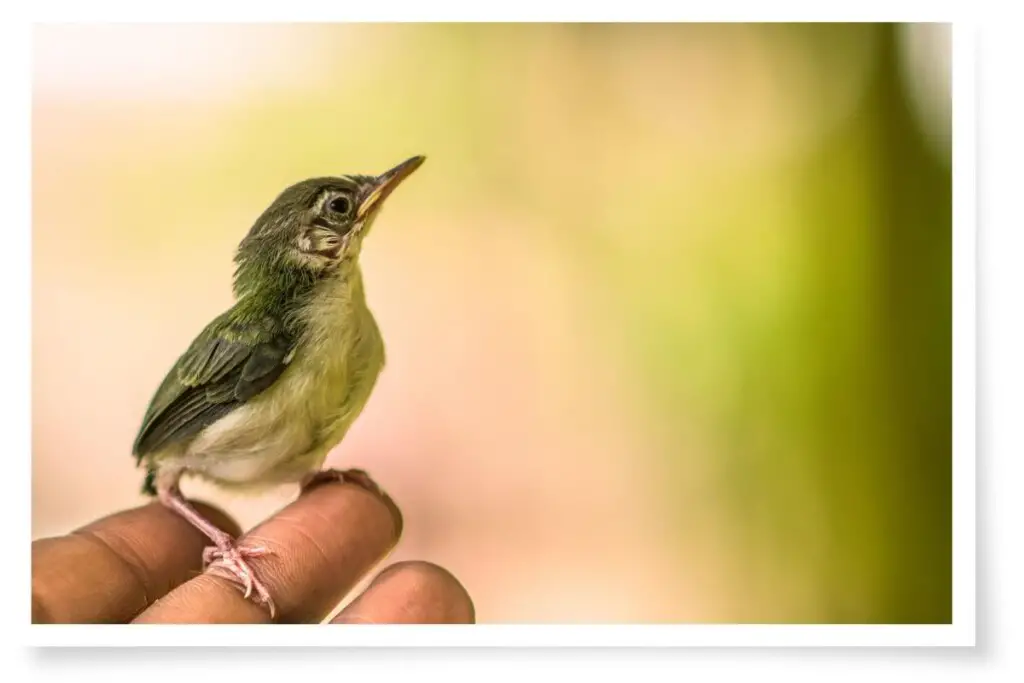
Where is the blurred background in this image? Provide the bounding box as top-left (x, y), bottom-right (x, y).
top-left (32, 23), bottom-right (952, 624)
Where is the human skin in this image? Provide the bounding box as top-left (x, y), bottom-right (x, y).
top-left (31, 479), bottom-right (474, 624)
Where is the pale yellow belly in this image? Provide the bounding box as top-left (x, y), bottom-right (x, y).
top-left (176, 327), bottom-right (383, 491)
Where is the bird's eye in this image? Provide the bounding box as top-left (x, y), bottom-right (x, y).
top-left (328, 195), bottom-right (352, 216)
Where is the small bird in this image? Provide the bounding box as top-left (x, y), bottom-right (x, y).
top-left (131, 156), bottom-right (425, 617)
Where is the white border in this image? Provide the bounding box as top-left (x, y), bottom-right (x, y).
top-left (18, 20), bottom-right (974, 649)
top-left (950, 22), bottom-right (976, 640)
top-left (29, 623), bottom-right (971, 648)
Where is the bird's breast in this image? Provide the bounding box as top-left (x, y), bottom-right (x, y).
top-left (184, 282), bottom-right (385, 487)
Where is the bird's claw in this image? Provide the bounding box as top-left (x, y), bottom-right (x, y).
top-left (203, 543), bottom-right (277, 618)
top-left (300, 467), bottom-right (384, 498)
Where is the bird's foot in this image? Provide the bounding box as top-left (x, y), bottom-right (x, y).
top-left (300, 467), bottom-right (384, 498)
top-left (300, 467), bottom-right (403, 537)
top-left (203, 542), bottom-right (276, 619)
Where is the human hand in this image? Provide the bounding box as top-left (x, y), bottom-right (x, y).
top-left (31, 479), bottom-right (474, 624)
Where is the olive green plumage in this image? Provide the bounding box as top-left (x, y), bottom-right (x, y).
top-left (133, 158), bottom-right (424, 497)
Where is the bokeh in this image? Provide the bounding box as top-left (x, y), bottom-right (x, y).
top-left (32, 23), bottom-right (952, 623)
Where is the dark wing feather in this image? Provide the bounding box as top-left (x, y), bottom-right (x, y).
top-left (132, 311), bottom-right (294, 459)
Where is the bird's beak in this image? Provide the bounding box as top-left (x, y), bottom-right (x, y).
top-left (357, 155), bottom-right (426, 219)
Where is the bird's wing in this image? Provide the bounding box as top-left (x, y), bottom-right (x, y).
top-left (132, 311), bottom-right (295, 459)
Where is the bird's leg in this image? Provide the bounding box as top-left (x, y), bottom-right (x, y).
top-left (155, 468), bottom-right (276, 618)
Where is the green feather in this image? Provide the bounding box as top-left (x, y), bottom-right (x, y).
top-left (132, 312), bottom-right (295, 459)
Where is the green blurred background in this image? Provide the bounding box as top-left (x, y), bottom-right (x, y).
top-left (32, 22), bottom-right (951, 623)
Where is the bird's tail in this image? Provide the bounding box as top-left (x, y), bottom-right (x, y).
top-left (141, 467), bottom-right (158, 497)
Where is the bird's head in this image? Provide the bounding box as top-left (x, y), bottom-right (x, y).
top-left (233, 156), bottom-right (425, 294)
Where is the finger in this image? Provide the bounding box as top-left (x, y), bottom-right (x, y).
top-left (134, 479), bottom-right (402, 624)
top-left (32, 500), bottom-right (241, 624)
top-left (332, 561), bottom-right (475, 624)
